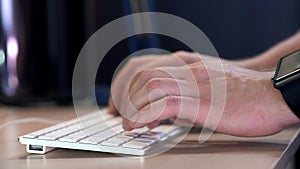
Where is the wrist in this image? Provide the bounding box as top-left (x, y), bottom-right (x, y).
top-left (255, 72), bottom-right (299, 134)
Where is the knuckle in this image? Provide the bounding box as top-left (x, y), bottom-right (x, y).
top-left (141, 104), bottom-right (150, 112)
top-left (137, 68), bottom-right (156, 81)
top-left (173, 51), bottom-right (190, 57)
top-left (141, 68), bottom-right (153, 76)
top-left (195, 65), bottom-right (206, 73)
top-left (173, 51), bottom-right (200, 63)
top-left (136, 68), bottom-right (152, 78)
top-left (165, 95), bottom-right (180, 106)
top-left (132, 68), bottom-right (152, 84)
top-left (146, 78), bottom-right (161, 91)
top-left (189, 65), bottom-right (209, 81)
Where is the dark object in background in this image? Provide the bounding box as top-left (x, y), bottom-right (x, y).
top-left (0, 0), bottom-right (86, 105)
top-left (0, 0), bottom-right (51, 104)
top-left (0, 0), bottom-right (156, 105)
top-left (0, 0), bottom-right (299, 105)
top-left (0, 0), bottom-right (125, 105)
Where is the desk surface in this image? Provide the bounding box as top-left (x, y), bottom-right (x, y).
top-left (0, 106), bottom-right (299, 169)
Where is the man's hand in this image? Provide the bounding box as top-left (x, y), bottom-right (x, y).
top-left (109, 52), bottom-right (299, 137)
top-left (108, 51), bottom-right (200, 115)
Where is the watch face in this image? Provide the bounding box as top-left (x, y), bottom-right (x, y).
top-left (276, 49), bottom-right (300, 81)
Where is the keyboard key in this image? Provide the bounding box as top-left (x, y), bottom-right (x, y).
top-left (140, 132), bottom-right (165, 140)
top-left (100, 138), bottom-right (128, 147)
top-left (38, 124), bottom-right (83, 141)
top-left (22, 122), bottom-right (76, 139)
top-left (122, 140), bottom-right (150, 149)
top-left (23, 133), bottom-right (45, 139)
top-left (135, 136), bottom-right (157, 142)
top-left (114, 134), bottom-right (135, 140)
top-left (150, 125), bottom-right (176, 133)
top-left (79, 136), bottom-right (108, 144)
top-left (120, 132), bottom-right (140, 138)
top-left (38, 134), bottom-right (64, 141)
top-left (131, 127), bottom-right (149, 133)
top-left (79, 129), bottom-right (120, 144)
top-left (83, 124), bottom-right (109, 135)
top-left (59, 131), bottom-right (89, 143)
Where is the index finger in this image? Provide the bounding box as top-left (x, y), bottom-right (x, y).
top-left (122, 95), bottom-right (203, 130)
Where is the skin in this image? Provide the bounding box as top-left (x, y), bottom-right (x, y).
top-left (108, 32), bottom-right (300, 137)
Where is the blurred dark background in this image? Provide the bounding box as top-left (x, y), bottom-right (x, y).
top-left (0, 1), bottom-right (299, 100)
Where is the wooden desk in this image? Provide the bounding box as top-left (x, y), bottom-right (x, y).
top-left (0, 106), bottom-right (299, 169)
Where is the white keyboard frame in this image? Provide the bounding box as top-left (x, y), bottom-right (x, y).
top-left (18, 111), bottom-right (186, 156)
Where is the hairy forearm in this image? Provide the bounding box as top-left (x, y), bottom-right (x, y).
top-left (234, 31), bottom-right (300, 70)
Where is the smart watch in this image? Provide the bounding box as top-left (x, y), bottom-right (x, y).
top-left (272, 49), bottom-right (300, 118)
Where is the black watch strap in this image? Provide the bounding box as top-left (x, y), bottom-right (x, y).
top-left (277, 78), bottom-right (300, 118)
top-left (272, 49), bottom-right (300, 119)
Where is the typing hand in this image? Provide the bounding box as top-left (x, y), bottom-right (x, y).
top-left (108, 51), bottom-right (200, 116)
top-left (109, 52), bottom-right (299, 137)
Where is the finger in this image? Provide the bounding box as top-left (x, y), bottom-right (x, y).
top-left (123, 95), bottom-right (203, 130)
top-left (125, 65), bottom-right (194, 117)
top-left (111, 53), bottom-right (200, 114)
top-left (107, 97), bottom-right (119, 115)
top-left (172, 118), bottom-right (196, 127)
top-left (128, 66), bottom-right (190, 99)
top-left (147, 121), bottom-right (160, 129)
top-left (128, 64), bottom-right (211, 108)
top-left (173, 51), bottom-right (202, 64)
top-left (111, 56), bottom-right (159, 113)
top-left (129, 77), bottom-right (198, 112)
top-left (164, 117), bottom-right (196, 127)
top-left (112, 53), bottom-right (205, 118)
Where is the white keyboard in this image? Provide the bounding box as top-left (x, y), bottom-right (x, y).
top-left (18, 109), bottom-right (185, 156)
